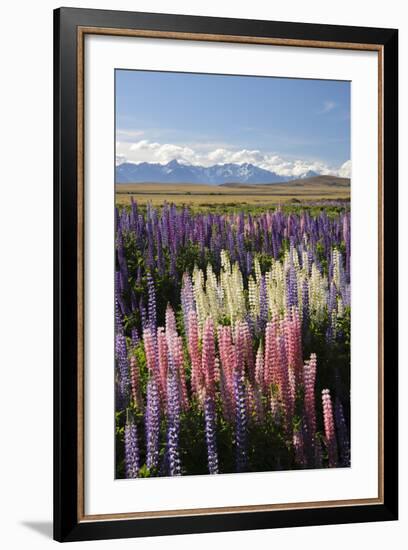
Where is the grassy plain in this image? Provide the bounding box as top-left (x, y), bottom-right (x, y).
top-left (115, 177), bottom-right (350, 210)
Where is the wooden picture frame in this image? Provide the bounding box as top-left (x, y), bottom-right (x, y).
top-left (54, 7), bottom-right (398, 542)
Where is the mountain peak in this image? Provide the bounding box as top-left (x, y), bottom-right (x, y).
top-left (116, 161), bottom-right (294, 185)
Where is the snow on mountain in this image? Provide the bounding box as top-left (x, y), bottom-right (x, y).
top-left (115, 160), bottom-right (294, 185)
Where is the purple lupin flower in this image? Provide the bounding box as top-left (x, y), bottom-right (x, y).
top-left (286, 262), bottom-right (298, 311)
top-left (334, 397), bottom-right (350, 467)
top-left (343, 213), bottom-right (351, 282)
top-left (115, 271), bottom-right (126, 322)
top-left (181, 273), bottom-right (195, 336)
top-left (259, 275), bottom-right (268, 329)
top-left (147, 271), bottom-right (157, 331)
top-left (204, 395), bottom-right (219, 474)
top-left (145, 376), bottom-right (160, 471)
top-left (116, 229), bottom-right (129, 300)
top-left (301, 278), bottom-right (309, 333)
top-left (115, 295), bottom-right (124, 338)
top-left (166, 354), bottom-right (181, 476)
top-left (125, 417), bottom-right (140, 478)
top-left (293, 425), bottom-right (307, 467)
top-left (202, 318), bottom-right (219, 474)
top-left (146, 210), bottom-right (155, 271)
top-left (314, 435), bottom-right (323, 468)
top-left (115, 333), bottom-right (130, 404)
top-left (246, 251), bottom-right (253, 276)
top-left (237, 232), bottom-right (246, 274)
top-left (233, 369), bottom-right (247, 472)
top-left (156, 225), bottom-right (164, 276)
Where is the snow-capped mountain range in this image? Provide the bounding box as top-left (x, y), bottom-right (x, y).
top-left (116, 160), bottom-right (319, 185)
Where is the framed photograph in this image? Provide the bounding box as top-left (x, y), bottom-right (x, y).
top-left (54, 7), bottom-right (398, 542)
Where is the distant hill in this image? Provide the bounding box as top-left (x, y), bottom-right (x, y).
top-left (220, 175), bottom-right (350, 189)
top-left (115, 160), bottom-right (320, 185)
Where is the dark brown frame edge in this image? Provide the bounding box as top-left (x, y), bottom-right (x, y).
top-left (54, 6), bottom-right (398, 542)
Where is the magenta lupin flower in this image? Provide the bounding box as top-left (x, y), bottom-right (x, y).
top-left (322, 389), bottom-right (338, 467)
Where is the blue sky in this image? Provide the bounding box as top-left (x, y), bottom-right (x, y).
top-left (115, 69), bottom-right (350, 177)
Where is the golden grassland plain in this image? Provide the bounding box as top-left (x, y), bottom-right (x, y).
top-left (115, 178), bottom-right (350, 208)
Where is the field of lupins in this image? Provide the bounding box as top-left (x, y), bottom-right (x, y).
top-left (115, 200), bottom-right (351, 478)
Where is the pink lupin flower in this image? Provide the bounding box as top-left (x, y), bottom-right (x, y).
top-left (157, 327), bottom-right (168, 402)
top-left (143, 327), bottom-right (158, 377)
top-left (322, 388), bottom-right (338, 467)
top-left (255, 343), bottom-right (264, 389)
top-left (264, 318), bottom-right (278, 388)
top-left (219, 365), bottom-right (234, 423)
top-left (214, 356), bottom-right (221, 383)
top-left (277, 332), bottom-right (294, 436)
top-left (283, 316), bottom-right (297, 406)
top-left (202, 317), bottom-right (216, 399)
top-left (245, 382), bottom-right (255, 420)
top-left (292, 309), bottom-right (303, 382)
top-left (165, 304), bottom-right (177, 336)
top-left (234, 321), bottom-right (245, 378)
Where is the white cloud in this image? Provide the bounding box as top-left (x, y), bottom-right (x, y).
top-left (338, 160), bottom-right (352, 178)
top-left (116, 139), bottom-right (350, 178)
top-left (115, 153), bottom-right (127, 166)
top-left (320, 100), bottom-right (336, 114)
